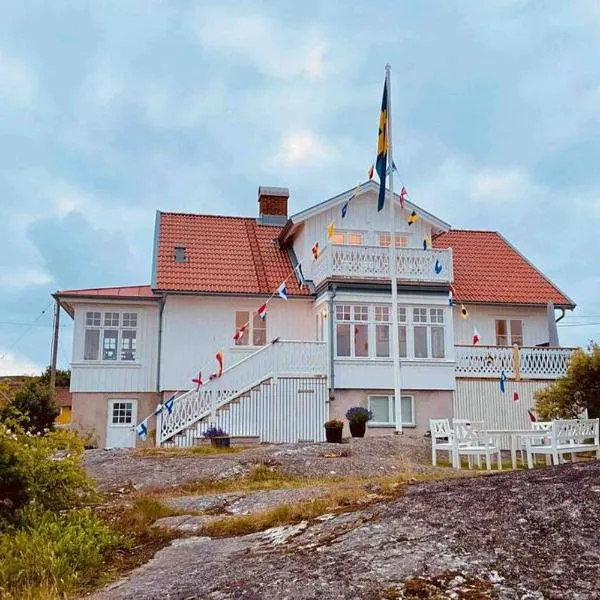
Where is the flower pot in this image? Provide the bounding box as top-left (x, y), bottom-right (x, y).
top-left (325, 426), bottom-right (343, 443)
top-left (349, 422), bottom-right (366, 438)
top-left (210, 436), bottom-right (231, 448)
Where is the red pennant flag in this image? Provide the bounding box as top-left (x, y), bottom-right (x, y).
top-left (513, 391), bottom-right (519, 403)
top-left (368, 164), bottom-right (374, 180)
top-left (216, 351), bottom-right (224, 377)
top-left (192, 371), bottom-right (203, 391)
top-left (527, 409), bottom-right (536, 422)
top-left (233, 324), bottom-right (247, 342)
top-left (311, 242), bottom-right (319, 260)
top-left (399, 186), bottom-right (408, 209)
top-left (473, 327), bottom-right (480, 345)
top-left (257, 303), bottom-right (267, 321)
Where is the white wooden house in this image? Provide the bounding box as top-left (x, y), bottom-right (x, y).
top-left (54, 182), bottom-right (575, 448)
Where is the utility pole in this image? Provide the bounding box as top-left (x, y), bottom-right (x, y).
top-left (50, 296), bottom-right (60, 389)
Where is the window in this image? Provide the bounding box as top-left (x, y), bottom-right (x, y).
top-left (378, 233), bottom-right (408, 248)
top-left (234, 310), bottom-right (267, 347)
top-left (111, 401), bottom-right (133, 425)
top-left (375, 306), bottom-right (390, 357)
top-left (335, 305), bottom-right (352, 357)
top-left (412, 307), bottom-right (445, 359)
top-left (368, 395), bottom-right (415, 427)
top-left (495, 319), bottom-right (523, 346)
top-left (336, 305), bottom-right (369, 357)
top-left (83, 311), bottom-right (138, 362)
top-left (330, 231), bottom-right (365, 245)
top-left (174, 245), bottom-right (186, 262)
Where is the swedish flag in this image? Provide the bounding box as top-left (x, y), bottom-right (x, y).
top-left (376, 79), bottom-right (389, 212)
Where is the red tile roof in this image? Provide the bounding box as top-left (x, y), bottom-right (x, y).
top-left (57, 285), bottom-right (159, 299)
top-left (155, 213), bottom-right (309, 296)
top-left (433, 230), bottom-right (574, 307)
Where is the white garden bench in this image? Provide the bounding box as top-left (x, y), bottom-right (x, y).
top-left (525, 418), bottom-right (600, 469)
top-left (452, 420), bottom-right (502, 471)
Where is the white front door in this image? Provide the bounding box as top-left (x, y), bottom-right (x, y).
top-left (106, 399), bottom-right (138, 448)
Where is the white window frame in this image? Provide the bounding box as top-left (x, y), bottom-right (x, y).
top-left (495, 318), bottom-right (524, 347)
top-left (83, 310), bottom-right (139, 362)
top-left (368, 394), bottom-right (415, 427)
top-left (233, 310), bottom-right (267, 347)
top-left (330, 230), bottom-right (367, 246)
top-left (377, 232), bottom-right (409, 248)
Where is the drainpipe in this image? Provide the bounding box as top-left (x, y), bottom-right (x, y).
top-left (555, 308), bottom-right (566, 323)
top-left (156, 294), bottom-right (167, 395)
top-left (328, 284), bottom-right (337, 400)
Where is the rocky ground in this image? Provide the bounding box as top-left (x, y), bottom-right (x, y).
top-left (86, 439), bottom-right (600, 599)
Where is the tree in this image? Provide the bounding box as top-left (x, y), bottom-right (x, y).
top-left (535, 343), bottom-right (600, 420)
top-left (38, 366), bottom-right (71, 388)
top-left (0, 381), bottom-right (60, 434)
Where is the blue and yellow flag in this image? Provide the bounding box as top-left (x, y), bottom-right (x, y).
top-left (376, 79), bottom-right (389, 212)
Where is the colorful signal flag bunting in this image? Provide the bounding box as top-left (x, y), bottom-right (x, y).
top-left (434, 259), bottom-right (442, 274)
top-left (408, 211), bottom-right (419, 226)
top-left (192, 370), bottom-right (203, 390)
top-left (473, 327), bottom-right (480, 345)
top-left (500, 370), bottom-right (507, 393)
top-left (257, 303), bottom-right (267, 320)
top-left (399, 186), bottom-right (408, 209)
top-left (278, 283), bottom-right (288, 300)
top-left (327, 222), bottom-right (335, 239)
top-left (136, 419), bottom-right (148, 441)
top-left (311, 242), bottom-right (319, 260)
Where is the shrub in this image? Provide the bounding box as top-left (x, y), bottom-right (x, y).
top-left (535, 344), bottom-right (600, 420)
top-left (0, 380), bottom-right (60, 434)
top-left (345, 407), bottom-right (373, 424)
top-left (0, 508), bottom-right (129, 597)
top-left (0, 424), bottom-right (95, 529)
top-left (324, 419), bottom-right (344, 429)
top-left (203, 426), bottom-right (228, 438)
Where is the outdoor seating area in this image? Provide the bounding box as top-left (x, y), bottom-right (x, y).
top-left (430, 417), bottom-right (600, 470)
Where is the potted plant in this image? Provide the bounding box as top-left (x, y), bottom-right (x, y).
top-left (324, 419), bottom-right (344, 443)
top-left (203, 426), bottom-right (230, 448)
top-left (345, 407), bottom-right (373, 438)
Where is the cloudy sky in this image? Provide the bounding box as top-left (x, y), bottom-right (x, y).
top-left (1, 0), bottom-right (599, 375)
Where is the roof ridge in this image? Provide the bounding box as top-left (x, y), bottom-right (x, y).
top-left (59, 284), bottom-right (150, 293)
top-left (160, 211), bottom-right (256, 220)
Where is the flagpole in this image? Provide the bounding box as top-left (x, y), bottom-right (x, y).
top-left (386, 64), bottom-right (403, 434)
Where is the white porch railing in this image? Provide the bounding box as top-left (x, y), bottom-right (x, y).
top-left (313, 244), bottom-right (453, 286)
top-left (156, 340), bottom-right (327, 445)
top-left (455, 345), bottom-right (575, 379)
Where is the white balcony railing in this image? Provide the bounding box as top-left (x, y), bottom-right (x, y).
top-left (455, 345), bottom-right (575, 379)
top-left (156, 340), bottom-right (327, 445)
top-left (313, 244), bottom-right (453, 286)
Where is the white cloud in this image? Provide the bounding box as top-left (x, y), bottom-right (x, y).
top-left (270, 130), bottom-right (334, 168)
top-left (468, 168), bottom-right (540, 202)
top-left (192, 8), bottom-right (327, 80)
top-left (0, 269), bottom-right (52, 291)
top-left (0, 350), bottom-right (42, 376)
top-left (0, 49), bottom-right (36, 106)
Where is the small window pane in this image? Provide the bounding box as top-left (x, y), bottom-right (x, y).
top-left (495, 320), bottom-right (508, 346)
top-left (370, 396), bottom-right (390, 424)
top-left (121, 330), bottom-right (136, 360)
top-left (354, 324), bottom-right (369, 357)
top-left (235, 311), bottom-right (249, 346)
top-left (401, 396), bottom-right (414, 425)
top-left (104, 312), bottom-right (119, 327)
top-left (336, 305), bottom-right (351, 321)
top-left (398, 325), bottom-right (407, 358)
top-left (375, 306), bottom-right (389, 322)
top-left (84, 329), bottom-right (99, 360)
top-left (123, 312), bottom-right (138, 328)
top-left (348, 233), bottom-right (363, 245)
top-left (430, 308), bottom-right (444, 324)
top-left (376, 324), bottom-right (390, 357)
top-left (336, 324), bottom-right (351, 357)
top-left (103, 330), bottom-right (118, 360)
top-left (330, 232), bottom-right (345, 245)
top-left (414, 326), bottom-right (428, 358)
top-left (432, 326), bottom-right (445, 359)
top-left (510, 320), bottom-right (523, 346)
top-left (398, 307), bottom-right (407, 323)
top-left (413, 308), bottom-right (427, 323)
top-left (353, 305), bottom-right (369, 321)
top-left (112, 402), bottom-right (133, 425)
top-left (253, 312), bottom-right (267, 346)
top-left (86, 312), bottom-right (101, 326)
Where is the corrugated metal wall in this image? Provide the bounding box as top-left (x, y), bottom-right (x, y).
top-left (454, 378), bottom-right (553, 448)
top-left (204, 376), bottom-right (328, 443)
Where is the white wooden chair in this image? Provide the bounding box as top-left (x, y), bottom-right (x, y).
top-left (453, 421), bottom-right (502, 471)
top-left (429, 419), bottom-right (455, 467)
top-left (525, 418), bottom-right (600, 469)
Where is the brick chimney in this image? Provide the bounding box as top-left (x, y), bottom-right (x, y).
top-left (257, 186), bottom-right (289, 225)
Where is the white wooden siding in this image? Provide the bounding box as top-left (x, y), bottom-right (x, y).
top-left (295, 188), bottom-right (434, 284)
top-left (452, 305), bottom-right (550, 347)
top-left (160, 295), bottom-right (316, 391)
top-left (70, 302), bottom-right (159, 393)
top-left (454, 378), bottom-right (553, 447)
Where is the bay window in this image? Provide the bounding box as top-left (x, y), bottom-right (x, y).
top-left (83, 311), bottom-right (138, 362)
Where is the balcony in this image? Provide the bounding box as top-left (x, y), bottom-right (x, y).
top-left (455, 345), bottom-right (576, 380)
top-left (313, 244), bottom-right (454, 287)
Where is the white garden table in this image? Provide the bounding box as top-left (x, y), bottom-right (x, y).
top-left (486, 429), bottom-right (552, 470)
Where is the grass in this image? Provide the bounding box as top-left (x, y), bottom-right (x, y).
top-left (134, 445), bottom-right (248, 458)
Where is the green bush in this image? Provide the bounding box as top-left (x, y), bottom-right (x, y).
top-left (0, 508), bottom-right (129, 597)
top-left (0, 381), bottom-right (59, 435)
top-left (0, 424), bottom-right (95, 529)
top-left (535, 343), bottom-right (600, 420)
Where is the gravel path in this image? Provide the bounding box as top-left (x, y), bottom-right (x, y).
top-left (89, 461), bottom-right (600, 599)
top-left (85, 436), bottom-right (436, 492)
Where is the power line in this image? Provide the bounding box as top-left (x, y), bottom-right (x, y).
top-left (558, 322), bottom-right (600, 328)
top-left (0, 302), bottom-right (53, 360)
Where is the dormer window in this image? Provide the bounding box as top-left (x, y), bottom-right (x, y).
top-left (174, 245), bottom-right (186, 262)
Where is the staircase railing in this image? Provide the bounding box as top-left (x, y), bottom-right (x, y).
top-left (156, 340), bottom-right (327, 445)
